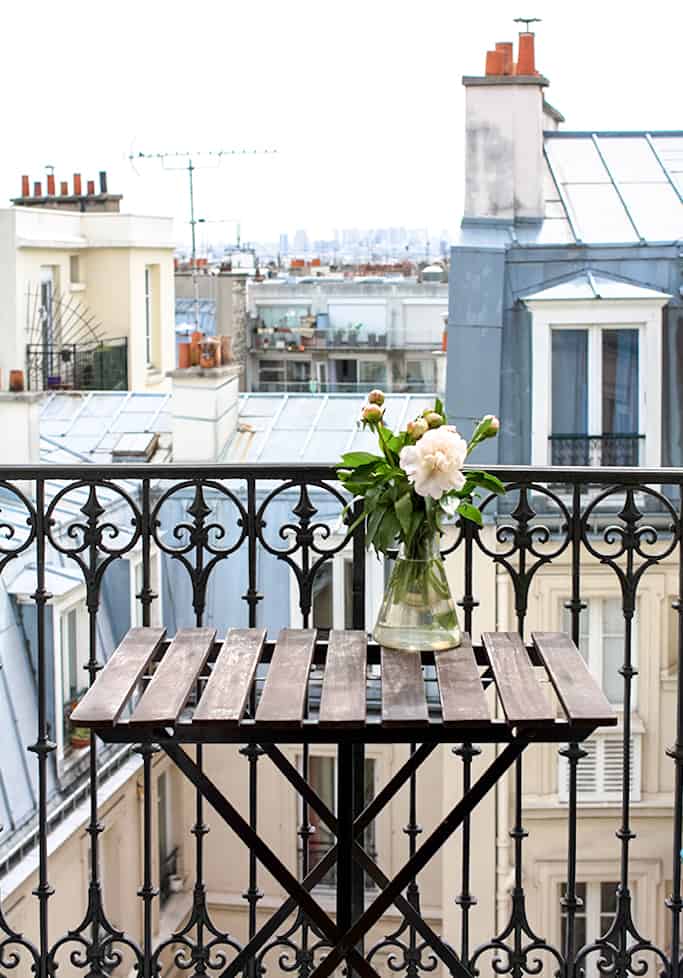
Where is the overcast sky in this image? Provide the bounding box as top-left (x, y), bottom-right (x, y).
top-left (2, 0), bottom-right (681, 246)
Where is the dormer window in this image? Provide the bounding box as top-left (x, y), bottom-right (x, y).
top-left (525, 271), bottom-right (670, 467)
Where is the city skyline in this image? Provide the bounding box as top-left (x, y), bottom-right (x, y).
top-left (1, 1), bottom-right (681, 244)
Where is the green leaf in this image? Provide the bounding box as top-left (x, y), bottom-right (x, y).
top-left (375, 510), bottom-right (400, 554)
top-left (366, 505), bottom-right (387, 547)
top-left (457, 500), bottom-right (483, 527)
top-left (339, 451), bottom-right (382, 468)
top-left (465, 470), bottom-right (506, 495)
top-left (434, 397), bottom-right (444, 417)
top-left (394, 492), bottom-right (413, 538)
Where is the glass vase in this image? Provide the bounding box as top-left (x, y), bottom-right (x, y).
top-left (373, 533), bottom-right (461, 651)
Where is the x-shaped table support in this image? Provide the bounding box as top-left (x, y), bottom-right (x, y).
top-left (162, 735), bottom-right (528, 978)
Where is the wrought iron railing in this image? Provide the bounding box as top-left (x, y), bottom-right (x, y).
top-left (0, 461), bottom-right (681, 976)
top-left (26, 338), bottom-right (128, 392)
top-left (252, 381), bottom-right (436, 395)
top-left (549, 433), bottom-right (645, 467)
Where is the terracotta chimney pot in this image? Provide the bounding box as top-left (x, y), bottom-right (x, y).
top-left (485, 50), bottom-right (505, 75)
top-left (87, 179), bottom-right (95, 195)
top-left (33, 181), bottom-right (42, 197)
top-left (47, 174), bottom-right (55, 196)
top-left (21, 175), bottom-right (29, 197)
top-left (516, 32), bottom-right (536, 75)
top-left (495, 42), bottom-right (514, 75)
top-left (60, 180), bottom-right (69, 195)
top-left (73, 173), bottom-right (82, 195)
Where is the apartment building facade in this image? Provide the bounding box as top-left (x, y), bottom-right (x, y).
top-left (0, 172), bottom-right (176, 394)
top-left (246, 278), bottom-right (448, 395)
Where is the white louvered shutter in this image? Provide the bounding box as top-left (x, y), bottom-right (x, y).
top-left (558, 735), bottom-right (641, 803)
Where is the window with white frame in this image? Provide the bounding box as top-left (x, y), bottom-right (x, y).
top-left (299, 755), bottom-right (376, 888)
top-left (158, 771), bottom-right (178, 906)
top-left (131, 550), bottom-right (162, 628)
top-left (560, 880), bottom-right (619, 971)
top-left (59, 600), bottom-right (90, 757)
top-left (559, 598), bottom-right (641, 802)
top-left (291, 545), bottom-right (384, 631)
top-left (550, 325), bottom-right (642, 466)
top-left (144, 267), bottom-right (153, 366)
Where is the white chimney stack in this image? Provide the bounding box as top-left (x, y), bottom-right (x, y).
top-left (462, 32), bottom-right (563, 223)
top-left (169, 365), bottom-right (241, 463)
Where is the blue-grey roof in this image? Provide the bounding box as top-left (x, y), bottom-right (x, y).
top-left (222, 393), bottom-right (438, 464)
top-left (175, 298), bottom-right (216, 335)
top-left (521, 270), bottom-right (672, 302)
top-left (460, 131), bottom-right (683, 248)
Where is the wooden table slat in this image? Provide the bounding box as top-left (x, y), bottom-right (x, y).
top-left (255, 629), bottom-right (317, 726)
top-left (532, 631), bottom-right (618, 726)
top-left (319, 630), bottom-right (367, 726)
top-left (482, 632), bottom-right (555, 727)
top-left (194, 629), bottom-right (267, 724)
top-left (381, 648), bottom-right (429, 726)
top-left (434, 636), bottom-right (490, 726)
top-left (70, 627), bottom-right (166, 726)
top-left (130, 627), bottom-right (216, 725)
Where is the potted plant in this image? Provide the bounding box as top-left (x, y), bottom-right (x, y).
top-left (337, 392), bottom-right (503, 651)
top-left (68, 697), bottom-right (91, 750)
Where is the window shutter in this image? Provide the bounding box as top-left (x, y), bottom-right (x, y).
top-left (558, 735), bottom-right (641, 803)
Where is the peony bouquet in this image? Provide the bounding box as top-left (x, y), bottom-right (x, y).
top-left (337, 392), bottom-right (504, 560)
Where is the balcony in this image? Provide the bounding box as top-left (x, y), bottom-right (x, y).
top-left (549, 433), bottom-right (645, 467)
top-left (26, 338), bottom-right (129, 392)
top-left (0, 462), bottom-right (682, 977)
top-left (250, 322), bottom-right (443, 353)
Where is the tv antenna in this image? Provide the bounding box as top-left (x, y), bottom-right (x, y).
top-left (514, 16), bottom-right (541, 31)
top-left (129, 148), bottom-right (277, 331)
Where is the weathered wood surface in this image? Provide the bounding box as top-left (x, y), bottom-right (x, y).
top-left (255, 629), bottom-right (317, 726)
top-left (319, 630), bottom-right (367, 726)
top-left (434, 636), bottom-right (490, 726)
top-left (194, 629), bottom-right (267, 724)
top-left (70, 627), bottom-right (166, 726)
top-left (130, 627), bottom-right (216, 725)
top-left (532, 631), bottom-right (617, 726)
top-left (483, 631), bottom-right (555, 727)
top-left (381, 647), bottom-right (429, 726)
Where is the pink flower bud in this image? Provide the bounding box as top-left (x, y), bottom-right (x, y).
top-left (424, 412), bottom-right (444, 429)
top-left (361, 404), bottom-right (384, 424)
top-left (407, 417), bottom-right (429, 440)
top-left (367, 389), bottom-right (385, 406)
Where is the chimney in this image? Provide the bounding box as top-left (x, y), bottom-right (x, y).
top-left (462, 30), bottom-right (555, 222)
top-left (21, 175), bottom-right (29, 197)
top-left (516, 32), bottom-right (536, 75)
top-left (60, 180), bottom-right (69, 195)
top-left (495, 42), bottom-right (514, 75)
top-left (46, 174), bottom-right (55, 196)
top-left (99, 171), bottom-right (108, 193)
top-left (87, 179), bottom-right (95, 195)
top-left (169, 364), bottom-right (241, 462)
top-left (73, 173), bottom-right (82, 195)
top-left (33, 181), bottom-right (42, 197)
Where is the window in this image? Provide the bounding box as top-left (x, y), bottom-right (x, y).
top-left (560, 881), bottom-right (619, 971)
top-left (69, 255), bottom-right (81, 285)
top-left (158, 772), bottom-right (178, 906)
top-left (131, 551), bottom-right (162, 628)
top-left (144, 267), bottom-right (153, 366)
top-left (562, 597), bottom-right (636, 706)
top-left (286, 360), bottom-right (312, 390)
top-left (550, 326), bottom-right (641, 465)
top-left (558, 734), bottom-right (641, 803)
top-left (300, 756), bottom-right (376, 888)
top-left (359, 361), bottom-right (387, 387)
top-left (310, 557), bottom-right (356, 631)
top-left (258, 305), bottom-right (310, 329)
top-left (40, 266), bottom-right (55, 346)
top-left (60, 602), bottom-right (89, 757)
top-left (405, 359), bottom-right (436, 391)
top-left (258, 360), bottom-right (285, 390)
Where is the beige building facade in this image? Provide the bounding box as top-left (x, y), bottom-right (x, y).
top-left (0, 190), bottom-right (176, 394)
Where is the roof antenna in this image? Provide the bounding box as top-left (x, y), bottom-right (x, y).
top-left (514, 16), bottom-right (541, 31)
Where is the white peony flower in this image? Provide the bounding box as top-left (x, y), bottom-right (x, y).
top-left (399, 425), bottom-right (468, 499)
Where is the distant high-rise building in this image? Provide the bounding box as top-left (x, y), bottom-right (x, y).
top-left (279, 233), bottom-right (289, 256)
top-left (293, 229), bottom-right (309, 254)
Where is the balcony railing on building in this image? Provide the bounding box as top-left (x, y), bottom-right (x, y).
top-left (1, 460), bottom-right (682, 978)
top-left (549, 432), bottom-right (644, 466)
top-left (26, 337), bottom-right (128, 392)
top-left (250, 317), bottom-right (443, 352)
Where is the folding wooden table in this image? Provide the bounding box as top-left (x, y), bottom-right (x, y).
top-left (72, 627), bottom-right (616, 978)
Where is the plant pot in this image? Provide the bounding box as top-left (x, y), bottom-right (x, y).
top-left (70, 728), bottom-right (90, 750)
top-left (169, 874), bottom-right (184, 893)
top-left (373, 533), bottom-right (460, 651)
